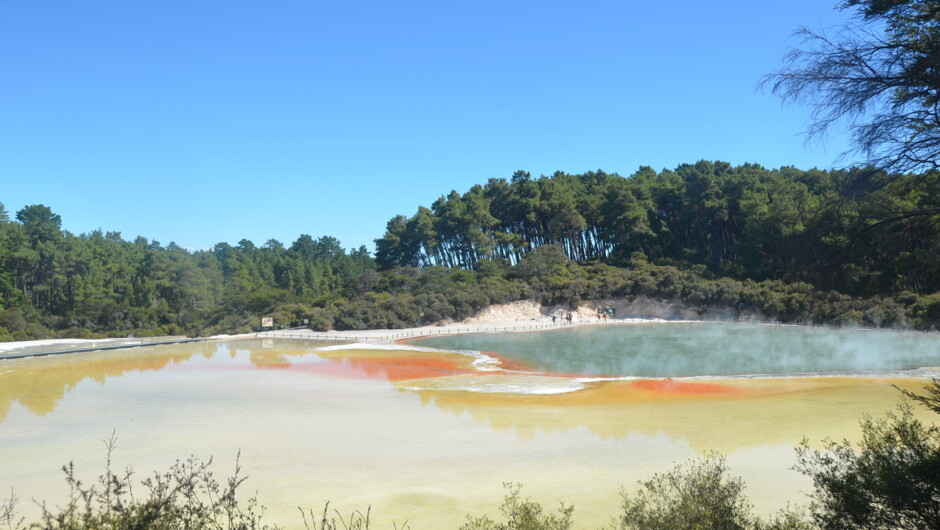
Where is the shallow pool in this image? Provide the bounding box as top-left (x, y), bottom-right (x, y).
top-left (414, 322), bottom-right (940, 377)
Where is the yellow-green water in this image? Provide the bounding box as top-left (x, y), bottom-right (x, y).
top-left (0, 335), bottom-right (936, 528)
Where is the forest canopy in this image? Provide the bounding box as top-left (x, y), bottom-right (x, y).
top-left (375, 162), bottom-right (940, 295)
top-left (2, 161), bottom-right (940, 340)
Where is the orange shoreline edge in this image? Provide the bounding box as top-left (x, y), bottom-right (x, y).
top-left (243, 335), bottom-right (751, 399)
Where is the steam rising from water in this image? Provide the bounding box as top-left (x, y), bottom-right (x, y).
top-left (415, 323), bottom-right (940, 378)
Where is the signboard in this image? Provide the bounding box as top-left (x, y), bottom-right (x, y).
top-left (261, 317), bottom-right (274, 328)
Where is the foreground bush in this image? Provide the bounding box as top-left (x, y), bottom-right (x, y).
top-left (794, 400), bottom-right (940, 528)
top-left (3, 435), bottom-right (275, 530)
top-left (459, 483), bottom-right (573, 530)
top-left (0, 435), bottom-right (379, 530)
top-left (613, 454), bottom-right (756, 530)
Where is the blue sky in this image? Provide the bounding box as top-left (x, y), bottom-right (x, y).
top-left (1, 1), bottom-right (857, 252)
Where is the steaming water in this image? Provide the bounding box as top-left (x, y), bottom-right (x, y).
top-left (1, 328), bottom-right (938, 528)
top-left (416, 322), bottom-right (940, 377)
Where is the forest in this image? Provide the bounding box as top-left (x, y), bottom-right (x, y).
top-left (2, 160), bottom-right (940, 341)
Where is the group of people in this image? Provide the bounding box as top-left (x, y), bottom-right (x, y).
top-left (551, 312), bottom-right (574, 324)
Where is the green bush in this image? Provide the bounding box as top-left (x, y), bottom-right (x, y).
top-left (2, 436), bottom-right (275, 530)
top-left (460, 483), bottom-right (573, 530)
top-left (612, 454), bottom-right (756, 530)
top-left (795, 388), bottom-right (940, 529)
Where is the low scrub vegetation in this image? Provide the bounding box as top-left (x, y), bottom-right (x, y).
top-left (460, 483), bottom-right (574, 530)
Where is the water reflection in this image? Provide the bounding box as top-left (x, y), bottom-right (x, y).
top-left (0, 343), bottom-right (210, 419)
top-left (410, 377), bottom-right (929, 450)
top-left (0, 339), bottom-right (339, 420)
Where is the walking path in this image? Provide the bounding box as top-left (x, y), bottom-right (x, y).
top-left (254, 316), bottom-right (664, 343)
top-left (0, 336), bottom-right (207, 360)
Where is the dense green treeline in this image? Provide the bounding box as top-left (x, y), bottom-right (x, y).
top-left (2, 161), bottom-right (940, 340)
top-left (0, 202), bottom-right (375, 339)
top-left (376, 162), bottom-right (940, 297)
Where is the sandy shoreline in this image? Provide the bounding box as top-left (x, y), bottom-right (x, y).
top-left (257, 299), bottom-right (681, 342)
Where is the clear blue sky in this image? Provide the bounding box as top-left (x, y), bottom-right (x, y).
top-left (0, 1), bottom-right (857, 252)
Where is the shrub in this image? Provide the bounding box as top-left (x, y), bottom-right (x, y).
top-left (2, 434), bottom-right (275, 530)
top-left (795, 381), bottom-right (940, 529)
top-left (460, 483), bottom-right (573, 530)
top-left (612, 454), bottom-right (756, 530)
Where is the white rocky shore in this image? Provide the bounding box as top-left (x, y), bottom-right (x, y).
top-left (0, 297), bottom-right (724, 357)
top-left (255, 297), bottom-right (713, 343)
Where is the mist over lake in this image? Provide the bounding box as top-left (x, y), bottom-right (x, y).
top-left (415, 322), bottom-right (940, 378)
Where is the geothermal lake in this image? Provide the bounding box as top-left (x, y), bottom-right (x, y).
top-left (1, 323), bottom-right (939, 528)
top-left (416, 322), bottom-right (940, 377)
